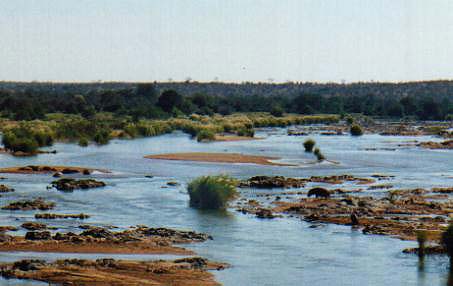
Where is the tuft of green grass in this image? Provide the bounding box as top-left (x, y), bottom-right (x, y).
top-left (350, 124), bottom-right (363, 136)
top-left (303, 138), bottom-right (316, 152)
top-left (187, 175), bottom-right (238, 209)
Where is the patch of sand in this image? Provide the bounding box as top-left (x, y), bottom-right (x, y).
top-left (145, 152), bottom-right (290, 166)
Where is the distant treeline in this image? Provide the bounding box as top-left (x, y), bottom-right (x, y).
top-left (0, 81), bottom-right (452, 120)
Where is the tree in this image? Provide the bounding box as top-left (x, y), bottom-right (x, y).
top-left (157, 90), bottom-right (183, 112)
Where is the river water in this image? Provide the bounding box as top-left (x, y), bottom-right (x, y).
top-left (0, 128), bottom-right (452, 285)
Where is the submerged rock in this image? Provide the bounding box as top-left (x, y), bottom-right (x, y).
top-left (35, 213), bottom-right (90, 219)
top-left (0, 185), bottom-right (14, 193)
top-left (2, 198), bottom-right (55, 211)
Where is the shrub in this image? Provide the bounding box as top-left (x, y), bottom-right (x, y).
top-left (345, 115), bottom-right (354, 125)
top-left (196, 129), bottom-right (215, 142)
top-left (93, 129), bottom-right (111, 145)
top-left (270, 106), bottom-right (284, 117)
top-left (303, 139), bottom-right (316, 152)
top-left (237, 127), bottom-right (254, 137)
top-left (78, 138), bottom-right (89, 147)
top-left (2, 126), bottom-right (53, 153)
top-left (350, 124), bottom-right (363, 136)
top-left (187, 175), bottom-right (238, 209)
top-left (442, 223), bottom-right (453, 267)
top-left (314, 148), bottom-right (325, 161)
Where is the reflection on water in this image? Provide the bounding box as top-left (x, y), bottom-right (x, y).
top-left (0, 128), bottom-right (452, 285)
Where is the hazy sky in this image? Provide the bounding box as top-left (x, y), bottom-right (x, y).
top-left (1, 0), bottom-right (453, 82)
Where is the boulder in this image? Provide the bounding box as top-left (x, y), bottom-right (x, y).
top-left (25, 231), bottom-right (52, 241)
top-left (307, 187), bottom-right (331, 198)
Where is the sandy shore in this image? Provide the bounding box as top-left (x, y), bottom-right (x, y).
top-left (145, 152), bottom-right (290, 166)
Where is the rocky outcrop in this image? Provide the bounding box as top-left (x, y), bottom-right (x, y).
top-left (21, 222), bottom-right (47, 231)
top-left (418, 140), bottom-right (453, 149)
top-left (25, 231), bottom-right (52, 240)
top-left (2, 198), bottom-right (55, 211)
top-left (35, 213), bottom-right (90, 219)
top-left (307, 187), bottom-right (331, 198)
top-left (0, 185), bottom-right (14, 193)
top-left (240, 176), bottom-right (305, 188)
top-left (0, 257), bottom-right (228, 286)
top-left (51, 178), bottom-right (106, 191)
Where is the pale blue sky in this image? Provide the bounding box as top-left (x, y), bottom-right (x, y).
top-left (1, 0), bottom-right (453, 82)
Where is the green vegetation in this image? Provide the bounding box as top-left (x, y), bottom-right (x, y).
top-left (2, 125), bottom-right (54, 153)
top-left (270, 106), bottom-right (284, 117)
top-left (416, 230), bottom-right (427, 258)
top-left (187, 175), bottom-right (238, 209)
top-left (314, 148), bottom-right (325, 161)
top-left (442, 223), bottom-right (453, 267)
top-left (78, 137), bottom-right (89, 147)
top-left (303, 138), bottom-right (316, 152)
top-left (196, 129), bottom-right (215, 142)
top-left (350, 124), bottom-right (364, 136)
top-left (0, 81), bottom-right (451, 121)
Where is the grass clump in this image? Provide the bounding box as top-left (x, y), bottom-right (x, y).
top-left (303, 138), bottom-right (316, 152)
top-left (350, 124), bottom-right (363, 136)
top-left (187, 175), bottom-right (238, 209)
top-left (196, 129), bottom-right (216, 142)
top-left (313, 147), bottom-right (325, 161)
top-left (78, 137), bottom-right (89, 147)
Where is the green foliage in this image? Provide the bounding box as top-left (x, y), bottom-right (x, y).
top-left (78, 137), bottom-right (89, 147)
top-left (345, 115), bottom-right (354, 125)
top-left (270, 106), bottom-right (284, 117)
top-left (93, 129), bottom-right (111, 145)
top-left (303, 138), bottom-right (316, 152)
top-left (350, 124), bottom-right (363, 136)
top-left (187, 175), bottom-right (238, 209)
top-left (196, 129), bottom-right (216, 142)
top-left (2, 125), bottom-right (53, 153)
top-left (314, 147), bottom-right (325, 161)
top-left (237, 127), bottom-right (254, 137)
top-left (157, 90), bottom-right (183, 112)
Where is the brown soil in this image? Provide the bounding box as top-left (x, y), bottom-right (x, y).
top-left (0, 165), bottom-right (109, 174)
top-left (0, 257), bottom-right (227, 286)
top-left (145, 152), bottom-right (290, 166)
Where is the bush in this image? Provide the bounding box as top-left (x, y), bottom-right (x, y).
top-left (314, 148), bottom-right (325, 161)
top-left (196, 129), bottom-right (215, 142)
top-left (303, 139), bottom-right (316, 152)
top-left (350, 124), bottom-right (363, 136)
top-left (93, 129), bottom-right (111, 145)
top-left (270, 106), bottom-right (284, 117)
top-left (78, 138), bottom-right (89, 147)
top-left (442, 223), bottom-right (453, 267)
top-left (237, 127), bottom-right (254, 137)
top-left (187, 175), bottom-right (238, 209)
top-left (2, 126), bottom-right (54, 153)
top-left (345, 115), bottom-right (354, 125)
